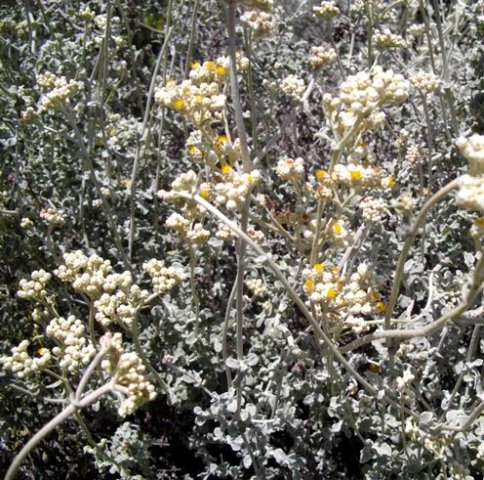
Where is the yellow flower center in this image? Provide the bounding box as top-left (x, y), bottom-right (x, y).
top-left (174, 99), bottom-right (185, 110)
top-left (326, 287), bottom-right (337, 300)
top-left (221, 165), bottom-right (232, 174)
top-left (332, 222), bottom-right (343, 235)
top-left (304, 279), bottom-right (315, 292)
top-left (315, 169), bottom-right (326, 180)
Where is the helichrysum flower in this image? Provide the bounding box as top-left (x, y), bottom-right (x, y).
top-left (309, 45), bottom-right (338, 69)
top-left (280, 75), bottom-right (306, 100)
top-left (411, 71), bottom-right (441, 95)
top-left (313, 1), bottom-right (340, 20)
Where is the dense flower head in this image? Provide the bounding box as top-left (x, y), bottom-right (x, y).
top-left (456, 134), bottom-right (484, 176)
top-left (280, 75), bottom-right (306, 100)
top-left (46, 315), bottom-right (96, 371)
top-left (1, 340), bottom-right (51, 378)
top-left (143, 259), bottom-right (187, 293)
top-left (240, 10), bottom-right (273, 38)
top-left (313, 1), bottom-right (340, 20)
top-left (324, 66), bottom-right (409, 135)
top-left (17, 269), bottom-right (51, 301)
top-left (210, 167), bottom-right (261, 211)
top-left (411, 71), bottom-right (441, 95)
top-left (100, 332), bottom-right (156, 417)
top-left (309, 45), bottom-right (338, 69)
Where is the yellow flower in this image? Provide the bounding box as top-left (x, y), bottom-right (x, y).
top-left (315, 169), bottom-right (326, 180)
top-left (191, 61), bottom-right (201, 70)
top-left (350, 169), bottom-right (362, 181)
top-left (376, 301), bottom-right (386, 313)
top-left (304, 279), bottom-right (315, 292)
top-left (314, 263), bottom-right (325, 272)
top-left (200, 187), bottom-right (210, 199)
top-left (332, 221), bottom-right (343, 235)
top-left (221, 165), bottom-right (232, 174)
top-left (386, 176), bottom-right (396, 188)
top-left (216, 65), bottom-right (227, 76)
top-left (326, 287), bottom-right (337, 300)
top-left (173, 98), bottom-right (185, 110)
top-left (204, 60), bottom-right (216, 70)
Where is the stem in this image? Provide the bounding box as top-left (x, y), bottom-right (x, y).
top-left (226, 0), bottom-right (252, 172)
top-left (5, 383), bottom-right (113, 480)
top-left (384, 178), bottom-right (461, 329)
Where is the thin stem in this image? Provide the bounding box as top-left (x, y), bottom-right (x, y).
top-left (5, 382), bottom-right (113, 480)
top-left (227, 0), bottom-right (252, 172)
top-left (384, 178), bottom-right (461, 329)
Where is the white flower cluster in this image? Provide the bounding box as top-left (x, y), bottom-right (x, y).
top-left (303, 263), bottom-right (340, 304)
top-left (46, 315), bottom-right (95, 371)
top-left (275, 157), bottom-right (305, 181)
top-left (94, 281), bottom-right (149, 328)
top-left (40, 207), bottom-right (65, 226)
top-left (411, 71), bottom-right (441, 94)
top-left (100, 332), bottom-right (156, 417)
top-left (359, 196), bottom-right (387, 223)
top-left (405, 143), bottom-right (423, 165)
top-left (313, 1), bottom-right (340, 19)
top-left (280, 75), bottom-right (306, 100)
top-left (79, 7), bottom-right (96, 21)
top-left (456, 134), bottom-right (484, 176)
top-left (1, 340), bottom-right (51, 378)
top-left (143, 259), bottom-right (187, 294)
top-left (37, 72), bottom-right (83, 111)
top-left (165, 211), bottom-right (210, 245)
top-left (373, 29), bottom-right (406, 48)
top-left (54, 251), bottom-right (114, 299)
top-left (155, 56), bottom-right (247, 127)
top-left (17, 269), bottom-right (51, 301)
top-left (211, 166), bottom-right (261, 210)
top-left (246, 278), bottom-right (269, 297)
top-left (158, 170), bottom-right (198, 203)
top-left (303, 263), bottom-right (383, 331)
top-left (309, 45), bottom-right (337, 69)
top-left (55, 251), bottom-right (151, 327)
top-left (240, 10), bottom-right (273, 38)
top-left (456, 134), bottom-right (484, 212)
top-left (323, 66), bottom-right (409, 134)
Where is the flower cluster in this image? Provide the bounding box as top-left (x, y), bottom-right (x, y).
top-left (303, 263), bottom-right (383, 333)
top-left (40, 207), bottom-right (66, 227)
top-left (275, 157), bottom-right (305, 181)
top-left (373, 29), bottom-right (406, 48)
top-left (155, 55), bottom-right (247, 127)
top-left (165, 212), bottom-right (210, 245)
top-left (210, 166), bottom-right (261, 211)
top-left (240, 10), bottom-right (273, 38)
top-left (411, 71), bottom-right (441, 95)
top-left (17, 269), bottom-right (52, 301)
top-left (359, 196), bottom-right (388, 223)
top-left (1, 340), bottom-right (51, 378)
top-left (456, 134), bottom-right (484, 212)
top-left (309, 45), bottom-right (337, 69)
top-left (186, 130), bottom-right (242, 167)
top-left (315, 164), bottom-right (395, 192)
top-left (280, 75), bottom-right (306, 100)
top-left (323, 66), bottom-right (409, 135)
top-left (313, 1), bottom-right (340, 20)
top-left (100, 333), bottom-right (156, 417)
top-left (54, 251), bottom-right (168, 328)
top-left (143, 259), bottom-right (187, 294)
top-left (46, 315), bottom-right (96, 371)
top-left (36, 72), bottom-right (83, 112)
